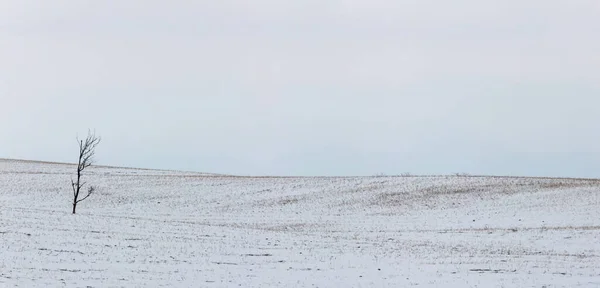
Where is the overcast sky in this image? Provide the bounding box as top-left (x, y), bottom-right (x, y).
top-left (1, 1), bottom-right (599, 177)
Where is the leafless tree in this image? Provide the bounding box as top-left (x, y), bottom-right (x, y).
top-left (71, 130), bottom-right (100, 214)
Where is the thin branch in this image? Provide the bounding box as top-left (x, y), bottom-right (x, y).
top-left (71, 178), bottom-right (77, 197)
top-left (76, 194), bottom-right (91, 203)
top-left (76, 186), bottom-right (95, 204)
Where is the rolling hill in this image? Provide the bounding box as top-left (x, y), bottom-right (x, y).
top-left (1, 159), bottom-right (599, 287)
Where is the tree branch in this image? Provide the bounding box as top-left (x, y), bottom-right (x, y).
top-left (76, 186), bottom-right (95, 204)
top-left (71, 178), bottom-right (77, 197)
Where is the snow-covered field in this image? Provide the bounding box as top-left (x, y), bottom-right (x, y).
top-left (1, 159), bottom-right (599, 287)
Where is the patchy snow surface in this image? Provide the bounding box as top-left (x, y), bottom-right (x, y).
top-left (1, 159), bottom-right (599, 287)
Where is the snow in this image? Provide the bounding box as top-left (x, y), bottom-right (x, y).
top-left (1, 159), bottom-right (599, 287)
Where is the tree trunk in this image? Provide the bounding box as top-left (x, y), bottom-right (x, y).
top-left (72, 202), bottom-right (77, 214)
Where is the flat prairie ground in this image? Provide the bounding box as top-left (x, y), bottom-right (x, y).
top-left (1, 159), bottom-right (599, 287)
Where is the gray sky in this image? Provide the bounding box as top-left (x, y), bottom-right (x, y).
top-left (1, 1), bottom-right (599, 177)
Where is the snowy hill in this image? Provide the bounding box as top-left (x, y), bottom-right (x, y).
top-left (1, 159), bottom-right (599, 287)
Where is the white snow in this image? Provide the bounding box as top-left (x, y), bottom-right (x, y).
top-left (1, 159), bottom-right (599, 287)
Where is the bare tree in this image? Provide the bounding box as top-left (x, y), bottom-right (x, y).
top-left (71, 130), bottom-right (100, 214)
